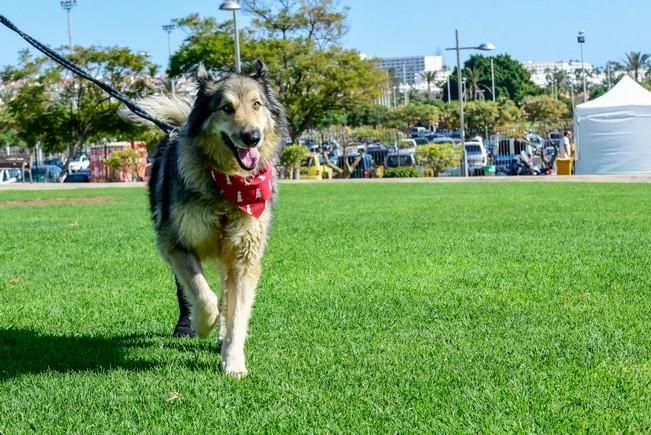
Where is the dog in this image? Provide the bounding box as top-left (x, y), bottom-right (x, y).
top-left (132, 61), bottom-right (287, 377)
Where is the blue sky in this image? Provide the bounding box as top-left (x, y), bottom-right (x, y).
top-left (1, 0), bottom-right (649, 72)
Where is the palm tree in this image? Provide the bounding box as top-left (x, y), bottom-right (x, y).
top-left (464, 66), bottom-right (483, 100)
top-left (622, 51), bottom-right (650, 82)
top-left (419, 70), bottom-right (438, 99)
top-left (546, 68), bottom-right (571, 98)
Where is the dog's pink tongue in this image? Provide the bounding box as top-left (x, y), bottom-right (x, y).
top-left (238, 147), bottom-right (260, 168)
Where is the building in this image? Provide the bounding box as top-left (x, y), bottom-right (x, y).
top-left (522, 60), bottom-right (595, 87)
top-left (377, 55), bottom-right (444, 87)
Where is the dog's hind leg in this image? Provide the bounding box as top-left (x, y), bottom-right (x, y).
top-left (172, 276), bottom-right (197, 338)
top-left (166, 249), bottom-right (219, 339)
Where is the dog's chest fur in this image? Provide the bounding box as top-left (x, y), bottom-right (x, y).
top-left (171, 198), bottom-right (267, 256)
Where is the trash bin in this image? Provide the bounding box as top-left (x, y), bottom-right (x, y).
top-left (556, 158), bottom-right (573, 175)
top-left (482, 165), bottom-right (496, 176)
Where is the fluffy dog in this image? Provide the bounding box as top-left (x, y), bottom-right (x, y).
top-left (137, 61), bottom-right (286, 377)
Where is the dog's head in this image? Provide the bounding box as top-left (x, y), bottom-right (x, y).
top-left (185, 61), bottom-right (286, 175)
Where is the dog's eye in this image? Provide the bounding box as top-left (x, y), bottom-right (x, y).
top-left (253, 101), bottom-right (262, 110)
top-left (221, 104), bottom-right (235, 114)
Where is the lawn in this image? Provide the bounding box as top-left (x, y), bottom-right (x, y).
top-left (1, 182), bottom-right (650, 433)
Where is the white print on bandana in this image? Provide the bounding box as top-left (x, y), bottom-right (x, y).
top-left (259, 175), bottom-right (266, 181)
top-left (255, 188), bottom-right (261, 199)
top-left (246, 204), bottom-right (252, 215)
top-left (237, 191), bottom-right (243, 203)
top-left (225, 175), bottom-right (232, 185)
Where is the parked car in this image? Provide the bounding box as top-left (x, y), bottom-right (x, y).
top-left (0, 168), bottom-right (20, 184)
top-left (63, 170), bottom-right (91, 183)
top-left (463, 141), bottom-right (488, 176)
top-left (68, 154), bottom-right (90, 172)
top-left (409, 126), bottom-right (428, 138)
top-left (43, 159), bottom-right (65, 169)
top-left (430, 137), bottom-right (461, 145)
top-left (300, 154), bottom-right (333, 180)
top-left (384, 152), bottom-right (417, 168)
top-left (366, 144), bottom-right (390, 169)
top-left (31, 165), bottom-right (63, 182)
top-left (337, 153), bottom-right (376, 178)
top-left (399, 139), bottom-right (417, 150)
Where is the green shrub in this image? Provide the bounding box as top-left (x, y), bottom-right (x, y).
top-left (384, 166), bottom-right (422, 178)
top-left (280, 144), bottom-right (309, 169)
top-left (415, 143), bottom-right (462, 177)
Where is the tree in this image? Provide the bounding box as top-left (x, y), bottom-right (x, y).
top-left (622, 51), bottom-right (650, 82)
top-left (521, 95), bottom-right (570, 125)
top-left (384, 102), bottom-right (439, 130)
top-left (168, 14), bottom-right (251, 77)
top-left (2, 47), bottom-right (158, 167)
top-left (419, 70), bottom-right (438, 99)
top-left (280, 144), bottom-right (309, 179)
top-left (103, 148), bottom-right (139, 181)
top-left (243, 0), bottom-right (349, 48)
top-left (464, 101), bottom-right (500, 135)
top-left (169, 5), bottom-right (386, 142)
top-left (464, 66), bottom-right (483, 100)
top-left (0, 104), bottom-right (26, 149)
top-left (446, 54), bottom-right (539, 102)
top-left (347, 104), bottom-right (390, 127)
top-left (415, 143), bottom-right (462, 177)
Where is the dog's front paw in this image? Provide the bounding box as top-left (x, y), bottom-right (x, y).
top-left (222, 359), bottom-right (248, 378)
top-left (192, 292), bottom-right (218, 339)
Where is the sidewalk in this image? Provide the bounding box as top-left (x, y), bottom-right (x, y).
top-left (3, 175), bottom-right (651, 190)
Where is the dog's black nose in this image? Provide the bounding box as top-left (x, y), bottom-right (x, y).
top-left (240, 129), bottom-right (261, 147)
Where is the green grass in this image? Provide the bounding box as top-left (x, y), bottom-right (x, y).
top-left (1, 182), bottom-right (650, 433)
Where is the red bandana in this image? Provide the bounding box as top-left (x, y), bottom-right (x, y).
top-left (210, 163), bottom-right (274, 219)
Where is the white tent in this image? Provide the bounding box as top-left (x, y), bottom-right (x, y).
top-left (575, 75), bottom-right (651, 174)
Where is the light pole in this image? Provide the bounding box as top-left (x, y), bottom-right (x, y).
top-left (445, 30), bottom-right (495, 177)
top-left (219, 1), bottom-right (241, 73)
top-left (60, 0), bottom-right (77, 48)
top-left (490, 57), bottom-right (496, 101)
top-left (162, 23), bottom-right (176, 95)
top-left (578, 30), bottom-right (587, 102)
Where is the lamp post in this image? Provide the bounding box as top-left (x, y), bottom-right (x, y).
top-left (578, 30), bottom-right (587, 102)
top-left (490, 57), bottom-right (496, 101)
top-left (446, 30), bottom-right (495, 177)
top-left (60, 0), bottom-right (77, 47)
top-left (162, 23), bottom-right (176, 95)
top-left (219, 1), bottom-right (241, 73)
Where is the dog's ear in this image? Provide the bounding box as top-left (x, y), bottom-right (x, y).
top-left (196, 63), bottom-right (211, 87)
top-left (251, 60), bottom-right (269, 83)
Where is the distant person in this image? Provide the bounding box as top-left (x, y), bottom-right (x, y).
top-left (560, 130), bottom-right (572, 159)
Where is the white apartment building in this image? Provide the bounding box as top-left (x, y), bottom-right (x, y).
top-left (522, 60), bottom-right (595, 87)
top-left (377, 55), bottom-right (444, 87)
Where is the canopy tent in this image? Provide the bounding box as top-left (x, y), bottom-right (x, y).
top-left (575, 75), bottom-right (651, 174)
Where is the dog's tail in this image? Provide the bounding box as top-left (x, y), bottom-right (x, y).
top-left (120, 95), bottom-right (192, 129)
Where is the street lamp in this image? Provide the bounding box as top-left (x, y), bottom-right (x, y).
top-left (219, 0), bottom-right (241, 73)
top-left (162, 23), bottom-right (176, 95)
top-left (490, 57), bottom-right (496, 102)
top-left (60, 0), bottom-right (78, 48)
top-left (578, 30), bottom-right (587, 102)
top-left (446, 31), bottom-right (495, 177)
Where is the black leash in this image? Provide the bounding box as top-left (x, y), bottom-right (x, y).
top-left (0, 14), bottom-right (176, 134)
